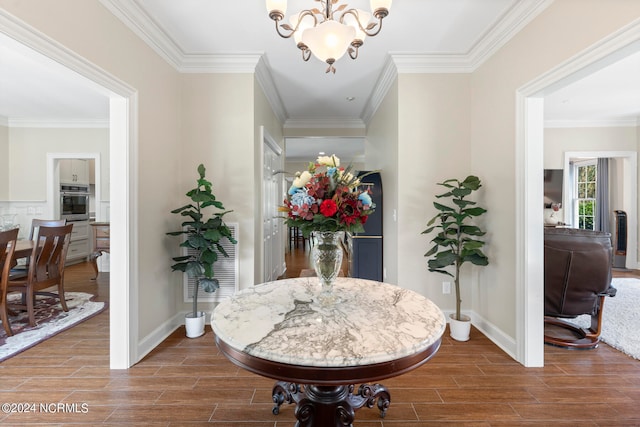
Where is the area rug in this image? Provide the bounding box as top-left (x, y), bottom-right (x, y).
top-left (575, 278), bottom-right (640, 360)
top-left (0, 292), bottom-right (106, 362)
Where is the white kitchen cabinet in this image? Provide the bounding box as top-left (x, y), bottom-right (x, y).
top-left (66, 220), bottom-right (90, 262)
top-left (59, 159), bottom-right (90, 185)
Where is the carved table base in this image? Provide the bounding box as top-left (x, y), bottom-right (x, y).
top-left (272, 381), bottom-right (390, 426)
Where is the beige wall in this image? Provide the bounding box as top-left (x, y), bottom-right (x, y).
top-left (0, 125), bottom-right (8, 200)
top-left (397, 74), bottom-right (472, 309)
top-left (179, 73), bottom-right (257, 310)
top-left (366, 78), bottom-right (399, 284)
top-left (544, 127), bottom-right (638, 168)
top-left (7, 127), bottom-right (109, 200)
top-left (469, 0), bottom-right (640, 339)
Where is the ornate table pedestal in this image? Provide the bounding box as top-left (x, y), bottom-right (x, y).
top-left (272, 382), bottom-right (390, 425)
top-left (212, 277), bottom-right (445, 427)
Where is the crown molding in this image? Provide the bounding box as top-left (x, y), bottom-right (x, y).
top-left (255, 56), bottom-right (288, 125)
top-left (180, 53), bottom-right (264, 73)
top-left (0, 116), bottom-right (8, 127)
top-left (362, 55), bottom-right (398, 125)
top-left (99, 0), bottom-right (183, 69)
top-left (8, 118), bottom-right (110, 128)
top-left (284, 118), bottom-right (366, 129)
top-left (99, 0), bottom-right (553, 129)
top-left (544, 118), bottom-right (640, 129)
top-left (466, 0), bottom-right (554, 69)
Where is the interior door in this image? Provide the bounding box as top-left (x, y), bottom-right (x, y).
top-left (262, 127), bottom-right (284, 282)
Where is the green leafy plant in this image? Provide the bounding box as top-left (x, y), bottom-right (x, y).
top-left (422, 175), bottom-right (489, 321)
top-left (167, 164), bottom-right (237, 318)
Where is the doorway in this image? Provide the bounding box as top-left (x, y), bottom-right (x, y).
top-left (1, 15), bottom-right (136, 368)
top-left (517, 25), bottom-right (640, 367)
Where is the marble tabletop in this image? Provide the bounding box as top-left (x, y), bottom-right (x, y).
top-left (212, 277), bottom-right (446, 367)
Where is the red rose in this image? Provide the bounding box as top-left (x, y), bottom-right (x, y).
top-left (320, 199), bottom-right (338, 217)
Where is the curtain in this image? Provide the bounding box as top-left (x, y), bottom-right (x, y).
top-left (595, 157), bottom-right (610, 233)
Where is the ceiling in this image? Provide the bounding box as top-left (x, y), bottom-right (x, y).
top-left (1, 0), bottom-right (639, 161)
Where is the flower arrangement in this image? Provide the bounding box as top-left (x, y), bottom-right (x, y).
top-left (281, 154), bottom-right (375, 237)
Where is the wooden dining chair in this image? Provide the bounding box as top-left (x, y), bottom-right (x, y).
top-left (9, 218), bottom-right (67, 279)
top-left (7, 224), bottom-right (73, 327)
top-left (0, 227), bottom-right (20, 336)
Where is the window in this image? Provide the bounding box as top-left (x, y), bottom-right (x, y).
top-left (574, 160), bottom-right (596, 230)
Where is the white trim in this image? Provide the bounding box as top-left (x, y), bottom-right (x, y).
top-left (467, 0), bottom-right (554, 70)
top-left (545, 118), bottom-right (640, 128)
top-left (0, 9), bottom-right (138, 369)
top-left (96, 0), bottom-right (551, 130)
top-left (98, 0), bottom-right (182, 69)
top-left (516, 19), bottom-right (640, 367)
top-left (255, 57), bottom-right (288, 125)
top-left (362, 55), bottom-right (398, 125)
top-left (284, 118), bottom-right (366, 129)
top-left (137, 312), bottom-right (184, 361)
top-left (515, 95), bottom-right (545, 367)
top-left (179, 53), bottom-right (263, 74)
top-left (8, 118), bottom-right (110, 128)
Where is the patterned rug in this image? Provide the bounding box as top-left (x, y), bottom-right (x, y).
top-left (0, 292), bottom-right (106, 362)
top-left (576, 278), bottom-right (640, 360)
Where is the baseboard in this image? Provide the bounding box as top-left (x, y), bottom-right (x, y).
top-left (136, 311), bottom-right (215, 364)
top-left (470, 311), bottom-right (518, 360)
top-left (136, 312), bottom-right (184, 363)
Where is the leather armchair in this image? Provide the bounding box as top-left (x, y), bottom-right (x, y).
top-left (544, 228), bottom-right (616, 349)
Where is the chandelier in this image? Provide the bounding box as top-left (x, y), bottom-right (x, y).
top-left (266, 0), bottom-right (392, 73)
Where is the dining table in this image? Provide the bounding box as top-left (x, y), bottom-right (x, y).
top-left (212, 277), bottom-right (446, 426)
top-left (12, 239), bottom-right (36, 260)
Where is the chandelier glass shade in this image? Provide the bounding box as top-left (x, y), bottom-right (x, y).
top-left (266, 0), bottom-right (392, 73)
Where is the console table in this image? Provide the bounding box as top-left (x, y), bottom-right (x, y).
top-left (211, 277), bottom-right (445, 426)
top-left (89, 222), bottom-right (109, 279)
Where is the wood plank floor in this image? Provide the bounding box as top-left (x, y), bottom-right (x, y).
top-left (0, 258), bottom-right (638, 425)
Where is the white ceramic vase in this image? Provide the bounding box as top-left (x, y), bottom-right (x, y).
top-left (449, 314), bottom-right (471, 341)
top-left (185, 311), bottom-right (206, 338)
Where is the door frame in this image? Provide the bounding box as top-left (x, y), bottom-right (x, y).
top-left (1, 10), bottom-right (138, 368)
top-left (516, 21), bottom-right (640, 367)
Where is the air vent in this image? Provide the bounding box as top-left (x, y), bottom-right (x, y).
top-left (183, 222), bottom-right (238, 303)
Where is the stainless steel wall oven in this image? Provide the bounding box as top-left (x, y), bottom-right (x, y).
top-left (60, 184), bottom-right (90, 221)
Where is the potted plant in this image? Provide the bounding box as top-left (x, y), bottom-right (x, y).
top-left (167, 164), bottom-right (237, 338)
top-left (422, 175), bottom-right (488, 341)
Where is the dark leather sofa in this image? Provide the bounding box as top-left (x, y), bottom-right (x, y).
top-left (544, 227), bottom-right (616, 349)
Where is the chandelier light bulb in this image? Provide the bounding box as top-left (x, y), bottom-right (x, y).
top-left (290, 12), bottom-right (315, 46)
top-left (303, 20), bottom-right (355, 63)
top-left (266, 0), bottom-right (287, 18)
top-left (370, 0), bottom-right (392, 17)
top-left (343, 9), bottom-right (371, 42)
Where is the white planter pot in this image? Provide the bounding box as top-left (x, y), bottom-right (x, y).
top-left (449, 314), bottom-right (471, 342)
top-left (185, 311), bottom-right (206, 338)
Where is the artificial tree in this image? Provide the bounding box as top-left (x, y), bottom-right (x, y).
top-left (167, 164), bottom-right (237, 319)
top-left (422, 175), bottom-right (489, 321)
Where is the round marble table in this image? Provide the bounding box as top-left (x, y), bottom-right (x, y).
top-left (212, 277), bottom-right (445, 426)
